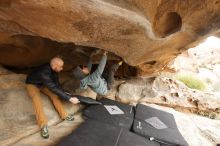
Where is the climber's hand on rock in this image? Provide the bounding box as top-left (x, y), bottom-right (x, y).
top-left (104, 51), bottom-right (108, 56)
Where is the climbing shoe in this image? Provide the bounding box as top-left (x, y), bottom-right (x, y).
top-left (65, 114), bottom-right (75, 121)
top-left (41, 125), bottom-right (49, 139)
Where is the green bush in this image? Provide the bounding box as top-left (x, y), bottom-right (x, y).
top-left (176, 74), bottom-right (207, 91)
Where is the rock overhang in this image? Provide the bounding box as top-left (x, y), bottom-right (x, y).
top-left (0, 0), bottom-right (219, 75)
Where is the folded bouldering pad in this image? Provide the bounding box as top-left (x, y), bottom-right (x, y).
top-left (132, 104), bottom-right (188, 146)
top-left (75, 95), bottom-right (102, 105)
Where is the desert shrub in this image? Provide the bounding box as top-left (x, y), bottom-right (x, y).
top-left (177, 74), bottom-right (207, 91)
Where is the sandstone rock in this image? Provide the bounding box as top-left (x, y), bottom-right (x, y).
top-left (117, 78), bottom-right (155, 104)
top-left (0, 65), bottom-right (12, 75)
top-left (102, 80), bottom-right (126, 101)
top-left (143, 76), bottom-right (220, 118)
top-left (0, 73), bottom-right (82, 146)
top-left (171, 53), bottom-right (197, 72)
top-left (116, 77), bottom-right (160, 104)
top-left (12, 114), bottom-right (84, 146)
top-left (0, 74), bottom-right (26, 90)
top-left (0, 1), bottom-right (219, 75)
top-left (117, 75), bottom-right (220, 118)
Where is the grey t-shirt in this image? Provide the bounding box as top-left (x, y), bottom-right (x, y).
top-left (74, 54), bottom-right (108, 95)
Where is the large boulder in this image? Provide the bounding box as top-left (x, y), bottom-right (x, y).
top-left (148, 76), bottom-right (220, 117)
top-left (117, 76), bottom-right (220, 119)
top-left (116, 78), bottom-right (155, 103)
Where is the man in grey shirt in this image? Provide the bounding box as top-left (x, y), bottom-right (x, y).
top-left (73, 51), bottom-right (122, 96)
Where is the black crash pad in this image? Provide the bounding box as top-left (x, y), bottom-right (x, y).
top-left (56, 119), bottom-right (160, 146)
top-left (75, 95), bottom-right (102, 105)
top-left (132, 104), bottom-right (188, 146)
top-left (83, 98), bottom-right (134, 129)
